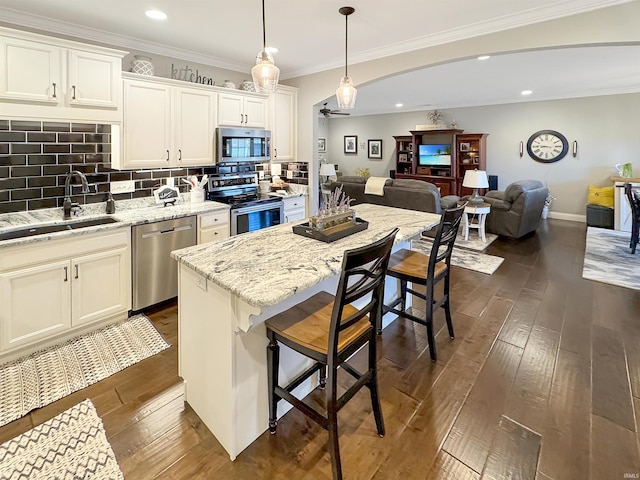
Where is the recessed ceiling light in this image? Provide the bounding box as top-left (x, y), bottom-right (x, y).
top-left (477, 55), bottom-right (490, 60)
top-left (521, 89), bottom-right (533, 96)
top-left (145, 10), bottom-right (167, 20)
top-left (395, 103), bottom-right (403, 108)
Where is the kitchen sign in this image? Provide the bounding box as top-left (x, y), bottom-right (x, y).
top-left (171, 64), bottom-right (215, 86)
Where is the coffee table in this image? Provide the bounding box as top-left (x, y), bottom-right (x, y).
top-left (462, 202), bottom-right (491, 242)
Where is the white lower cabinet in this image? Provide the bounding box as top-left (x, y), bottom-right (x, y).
top-left (283, 196), bottom-right (306, 223)
top-left (0, 228), bottom-right (131, 356)
top-left (198, 210), bottom-right (230, 244)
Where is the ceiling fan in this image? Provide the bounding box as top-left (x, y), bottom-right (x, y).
top-left (319, 102), bottom-right (350, 117)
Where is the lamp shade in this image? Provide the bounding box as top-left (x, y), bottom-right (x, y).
top-left (252, 51), bottom-right (280, 94)
top-left (319, 163), bottom-right (337, 177)
top-left (336, 76), bottom-right (357, 109)
top-left (462, 169), bottom-right (489, 189)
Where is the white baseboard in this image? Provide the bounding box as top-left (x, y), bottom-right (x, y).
top-left (547, 212), bottom-right (585, 222)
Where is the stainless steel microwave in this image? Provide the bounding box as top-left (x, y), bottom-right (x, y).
top-left (216, 127), bottom-right (271, 163)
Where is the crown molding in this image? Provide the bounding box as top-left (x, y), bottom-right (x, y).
top-left (0, 0), bottom-right (633, 79)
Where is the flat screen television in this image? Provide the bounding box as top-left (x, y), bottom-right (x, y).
top-left (418, 144), bottom-right (452, 166)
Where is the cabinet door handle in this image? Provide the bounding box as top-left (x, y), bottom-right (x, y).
top-left (52, 83), bottom-right (57, 98)
top-left (74, 264), bottom-right (79, 279)
top-left (166, 150), bottom-right (170, 162)
top-left (178, 149), bottom-right (182, 161)
top-left (244, 114), bottom-right (248, 125)
top-left (63, 266), bottom-right (68, 282)
top-left (274, 148), bottom-right (277, 159)
top-left (71, 85), bottom-right (76, 100)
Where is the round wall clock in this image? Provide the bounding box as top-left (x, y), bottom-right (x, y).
top-left (526, 130), bottom-right (568, 163)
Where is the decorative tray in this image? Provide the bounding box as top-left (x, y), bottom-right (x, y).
top-left (292, 217), bottom-right (369, 243)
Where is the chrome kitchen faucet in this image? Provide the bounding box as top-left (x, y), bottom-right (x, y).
top-left (63, 170), bottom-right (90, 219)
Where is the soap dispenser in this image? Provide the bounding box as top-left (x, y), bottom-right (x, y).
top-left (106, 192), bottom-right (116, 214)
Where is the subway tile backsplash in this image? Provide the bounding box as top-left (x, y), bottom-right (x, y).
top-left (0, 119), bottom-right (309, 215)
top-left (0, 119), bottom-right (204, 214)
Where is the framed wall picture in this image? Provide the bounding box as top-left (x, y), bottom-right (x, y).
top-left (368, 139), bottom-right (382, 159)
top-left (318, 137), bottom-right (326, 153)
top-left (459, 142), bottom-right (471, 152)
top-left (344, 135), bottom-right (358, 154)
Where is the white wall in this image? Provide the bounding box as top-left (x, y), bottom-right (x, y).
top-left (326, 93), bottom-right (640, 219)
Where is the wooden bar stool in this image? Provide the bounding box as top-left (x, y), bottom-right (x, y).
top-left (383, 205), bottom-right (465, 362)
top-left (265, 228), bottom-right (398, 480)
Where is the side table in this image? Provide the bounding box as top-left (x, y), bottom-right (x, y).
top-left (462, 202), bottom-right (491, 242)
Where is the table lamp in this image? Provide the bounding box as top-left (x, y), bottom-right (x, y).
top-left (462, 169), bottom-right (489, 205)
top-left (319, 163), bottom-right (337, 183)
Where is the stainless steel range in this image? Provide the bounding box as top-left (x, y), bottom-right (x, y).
top-left (207, 163), bottom-right (283, 236)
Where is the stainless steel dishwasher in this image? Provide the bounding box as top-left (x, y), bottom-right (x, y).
top-left (132, 216), bottom-right (196, 311)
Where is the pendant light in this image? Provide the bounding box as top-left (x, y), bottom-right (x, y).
top-left (252, 0), bottom-right (280, 93)
top-left (336, 6), bottom-right (357, 109)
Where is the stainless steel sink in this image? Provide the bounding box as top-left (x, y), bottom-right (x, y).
top-left (0, 217), bottom-right (120, 241)
top-left (67, 217), bottom-right (119, 229)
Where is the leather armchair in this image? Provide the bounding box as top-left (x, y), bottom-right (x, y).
top-left (482, 180), bottom-right (549, 238)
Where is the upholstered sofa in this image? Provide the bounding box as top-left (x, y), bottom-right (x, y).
top-left (481, 179), bottom-right (549, 238)
top-left (330, 176), bottom-right (460, 213)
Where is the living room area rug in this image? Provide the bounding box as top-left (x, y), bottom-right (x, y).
top-left (0, 314), bottom-right (170, 428)
top-left (0, 399), bottom-right (123, 479)
top-left (582, 226), bottom-right (640, 290)
top-left (411, 238), bottom-right (504, 275)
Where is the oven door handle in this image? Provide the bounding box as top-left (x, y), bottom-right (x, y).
top-left (234, 202), bottom-right (282, 215)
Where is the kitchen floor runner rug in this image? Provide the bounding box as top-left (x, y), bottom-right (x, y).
top-left (0, 399), bottom-right (123, 479)
top-left (0, 314), bottom-right (170, 428)
top-left (582, 226), bottom-right (640, 290)
top-left (411, 239), bottom-right (504, 275)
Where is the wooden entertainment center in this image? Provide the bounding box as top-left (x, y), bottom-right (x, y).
top-left (393, 129), bottom-right (488, 196)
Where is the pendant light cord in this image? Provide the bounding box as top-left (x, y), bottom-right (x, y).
top-left (261, 0), bottom-right (267, 50)
top-left (344, 13), bottom-right (348, 77)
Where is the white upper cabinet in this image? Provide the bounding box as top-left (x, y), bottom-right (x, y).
top-left (268, 85), bottom-right (297, 162)
top-left (218, 92), bottom-right (266, 128)
top-left (67, 49), bottom-right (121, 108)
top-left (0, 26), bottom-right (126, 122)
top-left (115, 75), bottom-right (217, 170)
top-left (0, 36), bottom-right (62, 104)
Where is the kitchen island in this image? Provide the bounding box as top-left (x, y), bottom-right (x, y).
top-left (171, 204), bottom-right (441, 460)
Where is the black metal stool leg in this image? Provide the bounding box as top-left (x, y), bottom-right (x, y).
top-left (267, 334), bottom-right (280, 433)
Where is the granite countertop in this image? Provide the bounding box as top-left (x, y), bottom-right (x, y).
top-left (171, 203), bottom-right (441, 309)
top-left (0, 196), bottom-right (230, 247)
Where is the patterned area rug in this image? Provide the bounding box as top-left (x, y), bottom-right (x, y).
top-left (0, 314), bottom-right (170, 428)
top-left (583, 226), bottom-right (640, 290)
top-left (411, 238), bottom-right (504, 275)
top-left (0, 399), bottom-right (123, 479)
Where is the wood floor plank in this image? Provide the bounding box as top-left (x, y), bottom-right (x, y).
top-left (373, 352), bottom-right (483, 479)
top-left (480, 416), bottom-right (541, 480)
top-left (503, 326), bottom-right (560, 434)
top-left (426, 450), bottom-right (480, 480)
top-left (498, 289), bottom-right (542, 349)
top-left (559, 279), bottom-right (593, 358)
top-left (592, 325), bottom-right (635, 432)
top-left (443, 340), bottom-right (523, 473)
top-left (537, 348), bottom-right (591, 480)
top-left (395, 312), bottom-right (474, 400)
top-left (532, 279), bottom-right (567, 333)
top-left (624, 331), bottom-right (640, 399)
top-left (455, 296), bottom-right (514, 365)
top-left (591, 414), bottom-right (640, 480)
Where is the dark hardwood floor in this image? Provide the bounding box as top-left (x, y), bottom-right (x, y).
top-left (2, 219), bottom-right (639, 479)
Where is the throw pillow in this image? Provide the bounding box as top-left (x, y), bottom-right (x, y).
top-left (587, 185), bottom-right (614, 208)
